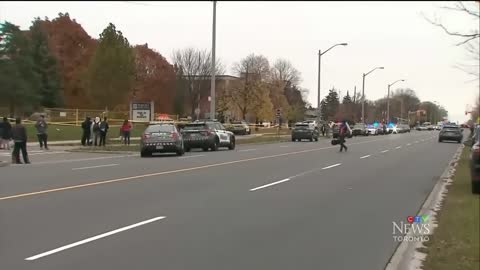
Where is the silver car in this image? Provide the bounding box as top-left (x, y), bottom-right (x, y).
top-left (140, 123), bottom-right (185, 157)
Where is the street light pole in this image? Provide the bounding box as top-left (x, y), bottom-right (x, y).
top-left (210, 0), bottom-right (216, 120)
top-left (361, 66), bottom-right (384, 123)
top-left (317, 43), bottom-right (347, 123)
top-left (387, 79), bottom-right (405, 123)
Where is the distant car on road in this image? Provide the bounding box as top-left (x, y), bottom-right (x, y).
top-left (228, 120), bottom-right (251, 135)
top-left (181, 120), bottom-right (236, 152)
top-left (367, 125), bottom-right (379, 136)
top-left (352, 123), bottom-right (369, 136)
top-left (140, 123), bottom-right (185, 157)
top-left (291, 123), bottom-right (319, 142)
top-left (438, 124), bottom-right (463, 143)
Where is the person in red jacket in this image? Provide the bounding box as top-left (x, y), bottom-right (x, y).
top-left (120, 120), bottom-right (132, 145)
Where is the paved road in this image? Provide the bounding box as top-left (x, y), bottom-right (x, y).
top-left (0, 131), bottom-right (462, 270)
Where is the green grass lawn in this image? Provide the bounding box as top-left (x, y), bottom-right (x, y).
top-left (419, 146), bottom-right (480, 270)
top-left (23, 123), bottom-right (147, 143)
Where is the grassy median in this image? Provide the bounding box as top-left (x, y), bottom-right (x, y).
top-left (420, 146), bottom-right (480, 270)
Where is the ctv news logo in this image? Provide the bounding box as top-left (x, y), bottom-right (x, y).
top-left (392, 214), bottom-right (431, 242)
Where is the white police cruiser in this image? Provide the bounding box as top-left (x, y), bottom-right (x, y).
top-left (181, 120), bottom-right (236, 152)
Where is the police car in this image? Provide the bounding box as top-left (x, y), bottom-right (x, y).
top-left (181, 120), bottom-right (236, 152)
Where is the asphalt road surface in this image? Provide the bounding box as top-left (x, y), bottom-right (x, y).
top-left (0, 130), bottom-right (463, 270)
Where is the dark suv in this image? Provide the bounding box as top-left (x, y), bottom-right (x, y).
top-left (181, 121), bottom-right (236, 151)
top-left (438, 125), bottom-right (463, 143)
top-left (140, 123), bottom-right (185, 157)
top-left (291, 123), bottom-right (319, 142)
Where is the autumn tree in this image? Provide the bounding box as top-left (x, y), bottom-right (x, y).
top-left (0, 21), bottom-right (40, 115)
top-left (133, 44), bottom-right (176, 113)
top-left (41, 13), bottom-right (96, 108)
top-left (233, 53), bottom-right (270, 81)
top-left (251, 81), bottom-right (274, 123)
top-left (30, 18), bottom-right (63, 108)
top-left (85, 23), bottom-right (135, 109)
top-left (172, 47), bottom-right (225, 118)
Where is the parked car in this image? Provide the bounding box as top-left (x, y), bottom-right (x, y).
top-left (291, 123), bottom-right (319, 142)
top-left (366, 124), bottom-right (379, 136)
top-left (438, 124), bottom-right (463, 143)
top-left (228, 120), bottom-right (251, 135)
top-left (140, 123), bottom-right (185, 157)
top-left (470, 126), bottom-right (480, 194)
top-left (352, 123), bottom-right (369, 136)
top-left (181, 120), bottom-right (236, 152)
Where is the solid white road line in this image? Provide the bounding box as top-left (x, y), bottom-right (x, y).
top-left (238, 149), bottom-right (257, 152)
top-left (407, 143), bottom-right (411, 146)
top-left (414, 141), bottom-right (419, 143)
top-left (178, 154), bottom-right (205, 159)
top-left (360, 155), bottom-right (371, 159)
top-left (72, 164), bottom-right (119, 170)
top-left (381, 150), bottom-right (389, 153)
top-left (322, 163), bottom-right (342, 170)
top-left (25, 216), bottom-right (166, 261)
top-left (279, 145), bottom-right (290, 148)
top-left (22, 155), bottom-right (137, 166)
top-left (250, 178), bottom-right (290, 191)
top-left (395, 146), bottom-right (402, 149)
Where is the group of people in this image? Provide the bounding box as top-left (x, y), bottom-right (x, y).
top-left (80, 117), bottom-right (132, 146)
top-left (80, 116), bottom-right (110, 146)
top-left (0, 115), bottom-right (52, 164)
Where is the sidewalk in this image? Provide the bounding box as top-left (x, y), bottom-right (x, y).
top-left (25, 133), bottom-right (267, 147)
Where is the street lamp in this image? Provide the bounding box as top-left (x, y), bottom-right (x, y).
top-left (361, 66), bottom-right (384, 123)
top-left (387, 79), bottom-right (405, 123)
top-left (210, 1), bottom-right (217, 120)
top-left (317, 42), bottom-right (348, 122)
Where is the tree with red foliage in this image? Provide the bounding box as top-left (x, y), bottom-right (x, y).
top-left (132, 44), bottom-right (176, 114)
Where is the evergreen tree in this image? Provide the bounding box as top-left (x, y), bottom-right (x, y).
top-left (0, 21), bottom-right (40, 114)
top-left (85, 23), bottom-right (135, 109)
top-left (30, 18), bottom-right (63, 108)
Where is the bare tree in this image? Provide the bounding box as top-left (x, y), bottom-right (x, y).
top-left (423, 1), bottom-right (479, 80)
top-left (232, 53), bottom-right (270, 81)
top-left (172, 47), bottom-right (225, 118)
top-left (271, 58), bottom-right (302, 85)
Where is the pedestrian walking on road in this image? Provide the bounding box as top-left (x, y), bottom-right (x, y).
top-left (35, 115), bottom-right (49, 150)
top-left (338, 120), bottom-right (351, 152)
top-left (120, 119), bottom-right (132, 145)
top-left (11, 117), bottom-right (30, 164)
top-left (92, 117), bottom-right (101, 146)
top-left (0, 117), bottom-right (12, 150)
top-left (81, 117), bottom-right (92, 146)
top-left (99, 117), bottom-right (109, 147)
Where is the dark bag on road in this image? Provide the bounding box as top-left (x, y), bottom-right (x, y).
top-left (331, 138), bottom-right (340, 145)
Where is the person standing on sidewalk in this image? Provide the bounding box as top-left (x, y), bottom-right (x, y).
top-left (99, 117), bottom-right (109, 147)
top-left (81, 117), bottom-right (92, 146)
top-left (92, 117), bottom-right (101, 146)
top-left (0, 117), bottom-right (12, 150)
top-left (11, 117), bottom-right (30, 164)
top-left (120, 119), bottom-right (132, 146)
top-left (35, 115), bottom-right (49, 150)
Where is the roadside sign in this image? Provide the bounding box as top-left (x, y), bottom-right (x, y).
top-left (130, 101), bottom-right (154, 122)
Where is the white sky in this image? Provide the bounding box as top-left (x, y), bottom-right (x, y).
top-left (1, 1), bottom-right (478, 123)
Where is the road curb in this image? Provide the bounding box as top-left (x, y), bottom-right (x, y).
top-left (66, 149), bottom-right (137, 155)
top-left (384, 144), bottom-right (465, 270)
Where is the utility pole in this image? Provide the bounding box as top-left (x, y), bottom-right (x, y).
top-left (210, 1), bottom-right (216, 120)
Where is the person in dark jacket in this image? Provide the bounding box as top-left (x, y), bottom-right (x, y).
top-left (92, 117), bottom-right (101, 146)
top-left (35, 115), bottom-right (49, 150)
top-left (1, 117), bottom-right (12, 150)
top-left (81, 117), bottom-right (92, 146)
top-left (99, 117), bottom-right (109, 147)
top-left (11, 117), bottom-right (30, 164)
top-left (338, 121), bottom-right (350, 152)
